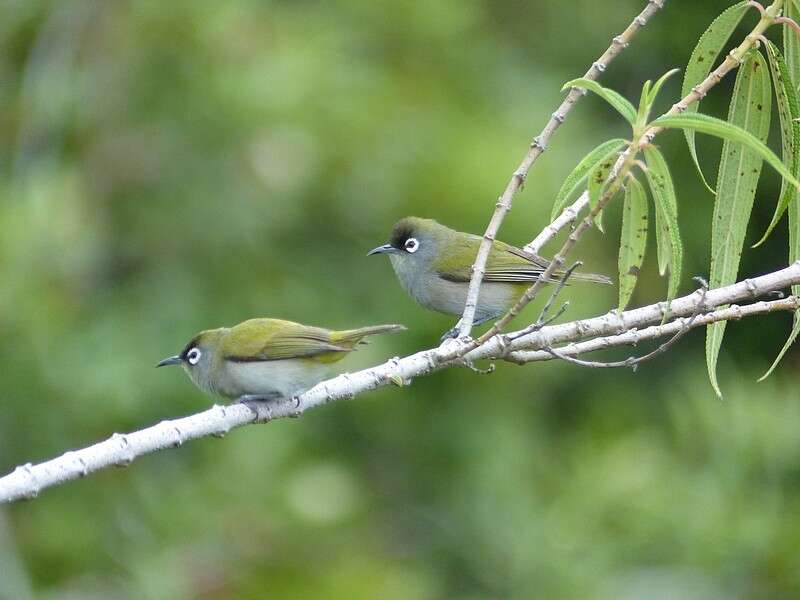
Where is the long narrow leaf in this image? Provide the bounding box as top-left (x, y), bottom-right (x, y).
top-left (759, 318), bottom-right (800, 381)
top-left (654, 196), bottom-right (671, 277)
top-left (618, 176), bottom-right (648, 310)
top-left (681, 1), bottom-right (750, 193)
top-left (562, 78), bottom-right (637, 125)
top-left (587, 145), bottom-right (622, 232)
top-left (789, 0), bottom-right (800, 289)
top-left (761, 8), bottom-right (800, 381)
top-left (762, 173), bottom-right (800, 377)
top-left (787, 0), bottom-right (800, 92)
top-left (753, 40), bottom-right (800, 246)
top-left (642, 146), bottom-right (682, 307)
top-left (646, 68), bottom-right (681, 113)
top-left (706, 50), bottom-right (771, 398)
top-left (550, 138), bottom-right (626, 221)
top-left (638, 80), bottom-right (653, 126)
top-left (653, 113), bottom-right (800, 190)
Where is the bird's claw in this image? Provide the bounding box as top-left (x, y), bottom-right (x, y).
top-left (440, 326), bottom-right (460, 342)
top-left (236, 393), bottom-right (284, 422)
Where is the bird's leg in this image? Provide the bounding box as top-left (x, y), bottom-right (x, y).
top-left (441, 314), bottom-right (498, 342)
top-left (236, 392), bottom-right (285, 422)
top-left (236, 392), bottom-right (285, 404)
top-left (440, 320), bottom-right (462, 342)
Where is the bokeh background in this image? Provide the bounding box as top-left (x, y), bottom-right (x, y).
top-left (2, 0), bottom-right (800, 598)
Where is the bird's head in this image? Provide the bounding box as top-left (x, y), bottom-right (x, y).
top-left (368, 217), bottom-right (447, 274)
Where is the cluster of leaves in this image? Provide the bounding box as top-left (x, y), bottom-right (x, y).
top-left (551, 0), bottom-right (800, 397)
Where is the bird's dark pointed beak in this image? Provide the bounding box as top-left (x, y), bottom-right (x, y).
top-left (156, 355), bottom-right (182, 368)
top-left (367, 244), bottom-right (397, 256)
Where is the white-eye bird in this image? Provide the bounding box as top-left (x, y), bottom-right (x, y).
top-left (368, 217), bottom-right (611, 336)
top-left (157, 318), bottom-right (405, 402)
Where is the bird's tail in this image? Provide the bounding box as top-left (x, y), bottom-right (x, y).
top-left (564, 271), bottom-right (613, 285)
top-left (331, 324), bottom-right (407, 348)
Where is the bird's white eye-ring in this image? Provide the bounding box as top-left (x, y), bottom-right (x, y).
top-left (404, 237), bottom-right (420, 253)
top-left (187, 348), bottom-right (201, 365)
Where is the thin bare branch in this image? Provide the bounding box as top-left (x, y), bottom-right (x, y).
top-left (541, 277), bottom-right (709, 369)
top-left (508, 296), bottom-right (800, 364)
top-left (457, 0), bottom-right (669, 338)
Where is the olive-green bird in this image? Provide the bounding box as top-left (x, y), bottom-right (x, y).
top-left (368, 217), bottom-right (611, 336)
top-left (157, 318), bottom-right (405, 402)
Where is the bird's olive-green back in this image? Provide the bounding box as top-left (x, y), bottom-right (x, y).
top-left (427, 223), bottom-right (551, 283)
top-left (216, 319), bottom-right (402, 364)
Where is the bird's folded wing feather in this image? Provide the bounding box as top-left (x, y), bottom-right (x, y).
top-left (435, 236), bottom-right (552, 283)
top-left (221, 319), bottom-right (348, 361)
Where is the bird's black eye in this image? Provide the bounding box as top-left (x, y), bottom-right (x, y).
top-left (404, 237), bottom-right (420, 253)
top-left (186, 348), bottom-right (201, 365)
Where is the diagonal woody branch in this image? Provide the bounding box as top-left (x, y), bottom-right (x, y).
top-left (1, 261), bottom-right (799, 504)
top-left (526, 0), bottom-right (783, 255)
top-left (457, 0), bottom-right (668, 338)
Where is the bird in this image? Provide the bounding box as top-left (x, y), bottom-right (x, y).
top-left (368, 216), bottom-right (611, 337)
top-left (157, 318), bottom-right (405, 403)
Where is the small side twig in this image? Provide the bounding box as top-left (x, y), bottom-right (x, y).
top-left (543, 278), bottom-right (709, 369)
top-left (775, 16), bottom-right (800, 36)
top-left (505, 261), bottom-right (582, 342)
top-left (507, 297), bottom-right (800, 366)
top-left (747, 0), bottom-right (768, 17)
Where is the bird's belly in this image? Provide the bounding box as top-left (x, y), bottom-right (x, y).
top-left (419, 278), bottom-right (520, 321)
top-left (217, 359), bottom-right (329, 400)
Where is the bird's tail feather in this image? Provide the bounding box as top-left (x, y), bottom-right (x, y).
top-left (565, 271), bottom-right (613, 285)
top-left (332, 324), bottom-right (406, 346)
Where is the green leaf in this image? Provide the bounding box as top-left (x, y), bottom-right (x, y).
top-left (758, 318), bottom-right (800, 381)
top-left (785, 0), bottom-right (800, 88)
top-left (587, 144), bottom-right (623, 232)
top-left (550, 138), bottom-right (626, 221)
top-left (618, 176), bottom-right (648, 311)
top-left (654, 195), bottom-right (671, 277)
top-left (637, 80), bottom-right (653, 129)
top-left (681, 1), bottom-right (750, 194)
top-left (653, 113), bottom-right (800, 190)
top-left (753, 40), bottom-right (800, 247)
top-left (562, 78), bottom-right (637, 125)
top-left (647, 68), bottom-right (681, 110)
top-left (760, 5), bottom-right (800, 381)
top-left (789, 1), bottom-right (800, 290)
top-left (637, 69), bottom-right (681, 131)
top-left (705, 49), bottom-right (771, 398)
top-left (642, 146), bottom-right (682, 306)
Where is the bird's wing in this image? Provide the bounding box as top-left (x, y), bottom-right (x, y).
top-left (435, 235), bottom-right (551, 283)
top-left (221, 319), bottom-right (349, 362)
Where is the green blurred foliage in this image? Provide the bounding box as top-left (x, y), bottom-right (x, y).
top-left (1, 0), bottom-right (800, 598)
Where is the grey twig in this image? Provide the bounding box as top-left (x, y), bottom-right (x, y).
top-left (457, 0), bottom-right (668, 338)
top-left (505, 261), bottom-right (582, 343)
top-left (508, 297), bottom-right (799, 365)
top-left (542, 278), bottom-right (709, 369)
